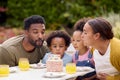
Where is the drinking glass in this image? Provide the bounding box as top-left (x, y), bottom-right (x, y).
top-left (18, 58), bottom-right (30, 71)
top-left (65, 63), bottom-right (76, 74)
top-left (0, 65), bottom-right (9, 77)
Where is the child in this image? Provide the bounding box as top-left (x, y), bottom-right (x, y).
top-left (72, 18), bottom-right (96, 80)
top-left (42, 30), bottom-right (72, 66)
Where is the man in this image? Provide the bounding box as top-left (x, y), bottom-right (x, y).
top-left (0, 15), bottom-right (49, 67)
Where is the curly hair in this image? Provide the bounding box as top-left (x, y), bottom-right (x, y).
top-left (74, 17), bottom-right (91, 32)
top-left (46, 30), bottom-right (71, 47)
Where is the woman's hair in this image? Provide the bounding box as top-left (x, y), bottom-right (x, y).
top-left (46, 30), bottom-right (71, 47)
top-left (87, 18), bottom-right (114, 40)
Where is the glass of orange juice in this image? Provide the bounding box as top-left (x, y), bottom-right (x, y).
top-left (0, 65), bottom-right (9, 77)
top-left (65, 63), bottom-right (76, 74)
top-left (18, 58), bottom-right (30, 71)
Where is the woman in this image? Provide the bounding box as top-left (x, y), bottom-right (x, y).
top-left (82, 18), bottom-right (120, 80)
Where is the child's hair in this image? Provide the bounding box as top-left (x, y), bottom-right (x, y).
top-left (46, 30), bottom-right (71, 47)
top-left (74, 17), bottom-right (91, 32)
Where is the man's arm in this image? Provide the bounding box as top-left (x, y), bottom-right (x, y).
top-left (0, 46), bottom-right (15, 67)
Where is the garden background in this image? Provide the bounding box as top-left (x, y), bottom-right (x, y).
top-left (0, 0), bottom-right (120, 43)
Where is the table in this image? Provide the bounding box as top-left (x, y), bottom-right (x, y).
top-left (0, 66), bottom-right (94, 80)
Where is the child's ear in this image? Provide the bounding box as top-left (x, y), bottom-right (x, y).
top-left (49, 47), bottom-right (52, 50)
top-left (65, 46), bottom-right (68, 50)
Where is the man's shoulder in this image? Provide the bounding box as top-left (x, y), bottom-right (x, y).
top-left (1, 35), bottom-right (24, 48)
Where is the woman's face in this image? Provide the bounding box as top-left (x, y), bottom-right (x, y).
top-left (50, 37), bottom-right (67, 58)
top-left (82, 23), bottom-right (96, 47)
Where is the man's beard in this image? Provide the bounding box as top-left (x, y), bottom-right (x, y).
top-left (29, 38), bottom-right (44, 48)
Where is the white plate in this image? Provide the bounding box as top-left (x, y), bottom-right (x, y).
top-left (43, 72), bottom-right (66, 78)
top-left (76, 66), bottom-right (94, 72)
top-left (9, 67), bottom-right (18, 73)
top-left (30, 63), bottom-right (46, 69)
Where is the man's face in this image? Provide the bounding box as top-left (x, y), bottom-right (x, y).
top-left (26, 23), bottom-right (45, 47)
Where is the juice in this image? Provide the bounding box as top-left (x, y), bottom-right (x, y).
top-left (66, 63), bottom-right (76, 74)
top-left (18, 58), bottom-right (30, 71)
top-left (0, 65), bottom-right (9, 77)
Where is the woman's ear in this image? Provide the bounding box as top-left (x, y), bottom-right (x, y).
top-left (94, 33), bottom-right (100, 40)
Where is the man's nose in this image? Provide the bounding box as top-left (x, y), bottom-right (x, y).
top-left (38, 33), bottom-right (43, 38)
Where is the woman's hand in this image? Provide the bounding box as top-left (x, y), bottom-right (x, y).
top-left (97, 73), bottom-right (109, 80)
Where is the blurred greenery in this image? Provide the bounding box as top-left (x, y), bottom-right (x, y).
top-left (1, 0), bottom-right (120, 35)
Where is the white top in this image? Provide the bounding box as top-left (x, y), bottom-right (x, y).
top-left (93, 44), bottom-right (119, 76)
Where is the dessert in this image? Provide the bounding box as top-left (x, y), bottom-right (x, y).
top-left (46, 54), bottom-right (63, 72)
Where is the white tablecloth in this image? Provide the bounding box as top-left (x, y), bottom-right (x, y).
top-left (0, 66), bottom-right (94, 80)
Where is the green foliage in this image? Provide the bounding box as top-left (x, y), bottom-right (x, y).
top-left (102, 12), bottom-right (120, 39)
top-left (6, 0), bottom-right (120, 30)
top-left (113, 22), bottom-right (120, 39)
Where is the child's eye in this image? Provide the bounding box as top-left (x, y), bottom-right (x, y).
top-left (72, 39), bottom-right (75, 42)
top-left (60, 46), bottom-right (64, 48)
top-left (53, 45), bottom-right (57, 48)
top-left (77, 40), bottom-right (80, 42)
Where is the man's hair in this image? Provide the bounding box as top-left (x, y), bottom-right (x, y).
top-left (24, 15), bottom-right (46, 30)
top-left (46, 30), bottom-right (71, 47)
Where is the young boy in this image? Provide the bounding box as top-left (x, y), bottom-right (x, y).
top-left (42, 30), bottom-right (72, 66)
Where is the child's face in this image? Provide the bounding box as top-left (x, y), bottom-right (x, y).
top-left (72, 31), bottom-right (85, 50)
top-left (50, 37), bottom-right (67, 57)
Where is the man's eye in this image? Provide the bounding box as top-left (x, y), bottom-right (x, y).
top-left (41, 32), bottom-right (45, 34)
top-left (33, 32), bottom-right (38, 34)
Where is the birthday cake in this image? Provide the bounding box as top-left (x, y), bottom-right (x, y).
top-left (46, 54), bottom-right (63, 72)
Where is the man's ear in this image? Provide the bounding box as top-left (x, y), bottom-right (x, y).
top-left (94, 33), bottom-right (100, 40)
top-left (24, 30), bottom-right (29, 36)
